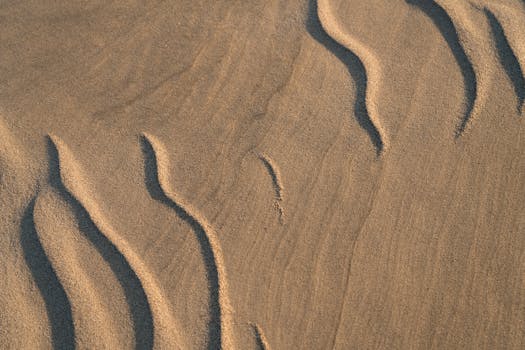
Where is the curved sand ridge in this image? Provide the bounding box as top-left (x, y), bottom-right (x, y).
top-left (316, 0), bottom-right (388, 155)
top-left (0, 120), bottom-right (57, 349)
top-left (251, 323), bottom-right (270, 350)
top-left (257, 153), bottom-right (285, 223)
top-left (406, 0), bottom-right (480, 136)
top-left (141, 133), bottom-right (236, 350)
top-left (481, 2), bottom-right (525, 114)
top-left (435, 0), bottom-right (493, 135)
top-left (33, 188), bottom-right (123, 349)
top-left (412, 0), bottom-right (524, 134)
top-left (47, 135), bottom-right (186, 350)
top-left (38, 139), bottom-right (154, 350)
top-left (19, 197), bottom-right (76, 350)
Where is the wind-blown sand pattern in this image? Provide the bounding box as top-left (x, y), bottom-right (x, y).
top-left (47, 135), bottom-right (185, 350)
top-left (33, 188), bottom-right (125, 349)
top-left (483, 5), bottom-right (525, 114)
top-left (2, 1), bottom-right (525, 349)
top-left (141, 133), bottom-right (235, 350)
top-left (0, 120), bottom-right (51, 350)
top-left (20, 197), bottom-right (76, 350)
top-left (410, 0), bottom-right (525, 134)
top-left (434, 0), bottom-right (493, 135)
top-left (315, 0), bottom-right (387, 154)
top-left (406, 0), bottom-right (480, 135)
top-left (257, 153), bottom-right (285, 223)
top-left (251, 323), bottom-right (270, 350)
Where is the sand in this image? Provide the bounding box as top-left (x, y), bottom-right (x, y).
top-left (1, 0), bottom-right (524, 349)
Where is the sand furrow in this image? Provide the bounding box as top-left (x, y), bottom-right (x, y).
top-left (308, 0), bottom-right (386, 156)
top-left (141, 133), bottom-right (235, 350)
top-left (434, 0), bottom-right (496, 135)
top-left (33, 187), bottom-right (124, 349)
top-left (251, 323), bottom-right (270, 350)
top-left (20, 197), bottom-right (76, 350)
top-left (257, 153), bottom-right (285, 223)
top-left (47, 135), bottom-right (185, 350)
top-left (484, 7), bottom-right (525, 114)
top-left (0, 118), bottom-right (52, 349)
top-left (407, 0), bottom-right (480, 136)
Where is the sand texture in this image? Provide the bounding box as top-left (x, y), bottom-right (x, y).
top-left (1, 0), bottom-right (525, 349)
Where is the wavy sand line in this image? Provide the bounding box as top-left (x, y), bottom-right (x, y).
top-left (47, 135), bottom-right (185, 350)
top-left (33, 188), bottom-right (121, 349)
top-left (141, 133), bottom-right (235, 350)
top-left (0, 119), bottom-right (55, 348)
top-left (257, 153), bottom-right (285, 223)
top-left (485, 3), bottom-right (525, 94)
top-left (316, 0), bottom-right (387, 154)
top-left (251, 323), bottom-right (270, 350)
top-left (43, 141), bottom-right (154, 350)
top-left (433, 0), bottom-right (495, 135)
top-left (406, 0), bottom-right (478, 136)
top-left (20, 197), bottom-right (76, 350)
top-left (483, 6), bottom-right (525, 114)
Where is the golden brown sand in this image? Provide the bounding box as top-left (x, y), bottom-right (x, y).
top-left (1, 0), bottom-right (524, 349)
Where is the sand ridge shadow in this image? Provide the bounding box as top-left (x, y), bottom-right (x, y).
top-left (46, 138), bottom-right (154, 350)
top-left (20, 196), bottom-right (76, 350)
top-left (406, 0), bottom-right (478, 135)
top-left (140, 135), bottom-right (222, 350)
top-left (485, 8), bottom-right (524, 114)
top-left (257, 153), bottom-right (285, 222)
top-left (306, 0), bottom-right (384, 155)
top-left (251, 323), bottom-right (269, 350)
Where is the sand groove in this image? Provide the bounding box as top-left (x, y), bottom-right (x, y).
top-left (257, 153), bottom-right (285, 223)
top-left (33, 187), bottom-right (124, 349)
top-left (251, 323), bottom-right (270, 350)
top-left (20, 197), bottom-right (76, 350)
top-left (438, 0), bottom-right (496, 135)
top-left (141, 133), bottom-right (235, 350)
top-left (407, 0), bottom-right (480, 136)
top-left (413, 0), bottom-right (525, 131)
top-left (312, 0), bottom-right (387, 155)
top-left (484, 8), bottom-right (525, 114)
top-left (47, 135), bottom-right (185, 350)
top-left (435, 0), bottom-right (525, 129)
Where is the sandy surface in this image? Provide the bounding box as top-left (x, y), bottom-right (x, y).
top-left (1, 0), bottom-right (524, 349)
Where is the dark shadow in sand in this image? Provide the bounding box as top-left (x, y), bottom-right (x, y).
top-left (252, 324), bottom-right (268, 350)
top-left (306, 0), bottom-right (384, 155)
top-left (406, 0), bottom-right (478, 135)
top-left (485, 9), bottom-right (524, 114)
top-left (21, 197), bottom-right (76, 350)
top-left (140, 135), bottom-right (222, 350)
top-left (47, 137), bottom-right (154, 350)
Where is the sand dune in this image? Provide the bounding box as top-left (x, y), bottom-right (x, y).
top-left (1, 0), bottom-right (525, 349)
